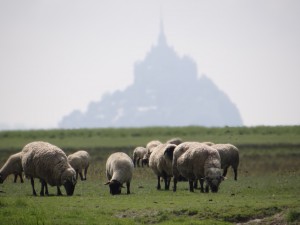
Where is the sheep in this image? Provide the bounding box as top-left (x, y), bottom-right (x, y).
top-left (21, 141), bottom-right (77, 196)
top-left (67, 150), bottom-right (90, 181)
top-left (149, 143), bottom-right (177, 190)
top-left (0, 152), bottom-right (24, 183)
top-left (172, 142), bottom-right (202, 191)
top-left (176, 143), bottom-right (224, 193)
top-left (105, 152), bottom-right (134, 195)
top-left (144, 140), bottom-right (162, 163)
top-left (211, 144), bottom-right (239, 180)
top-left (166, 137), bottom-right (183, 145)
top-left (132, 147), bottom-right (148, 167)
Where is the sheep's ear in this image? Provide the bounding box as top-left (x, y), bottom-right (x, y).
top-left (104, 181), bottom-right (110, 185)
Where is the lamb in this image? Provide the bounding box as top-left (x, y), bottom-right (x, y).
top-left (21, 141), bottom-right (77, 196)
top-left (176, 143), bottom-right (224, 193)
top-left (211, 144), bottom-right (239, 180)
top-left (67, 150), bottom-right (90, 181)
top-left (149, 143), bottom-right (177, 190)
top-left (132, 147), bottom-right (148, 167)
top-left (0, 152), bottom-right (24, 183)
top-left (105, 152), bottom-right (134, 195)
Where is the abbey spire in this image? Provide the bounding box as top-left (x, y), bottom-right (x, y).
top-left (158, 18), bottom-right (167, 46)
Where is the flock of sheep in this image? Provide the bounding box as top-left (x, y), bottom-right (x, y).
top-left (0, 138), bottom-right (239, 196)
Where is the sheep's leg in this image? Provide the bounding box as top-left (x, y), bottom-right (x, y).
top-left (57, 186), bottom-right (62, 196)
top-left (233, 167), bottom-right (238, 180)
top-left (173, 177), bottom-right (177, 192)
top-left (193, 179), bottom-right (198, 189)
top-left (223, 167), bottom-right (228, 177)
top-left (126, 182), bottom-right (130, 194)
top-left (75, 171), bottom-right (79, 181)
top-left (157, 176), bottom-right (161, 190)
top-left (19, 173), bottom-right (24, 183)
top-left (164, 176), bottom-right (169, 190)
top-left (137, 158), bottom-right (140, 167)
top-left (30, 177), bottom-right (37, 196)
top-left (84, 167), bottom-right (88, 180)
top-left (40, 179), bottom-right (48, 196)
top-left (13, 174), bottom-right (17, 183)
top-left (79, 171), bottom-right (84, 181)
top-left (133, 158), bottom-right (136, 167)
top-left (189, 180), bottom-right (194, 192)
top-left (200, 178), bottom-right (205, 193)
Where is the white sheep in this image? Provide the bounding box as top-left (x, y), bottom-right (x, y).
top-left (0, 152), bottom-right (24, 183)
top-left (144, 140), bottom-right (162, 163)
top-left (67, 150), bottom-right (90, 181)
top-left (176, 143), bottom-right (224, 193)
top-left (132, 147), bottom-right (148, 167)
top-left (149, 143), bottom-right (177, 190)
top-left (21, 141), bottom-right (77, 196)
top-left (172, 142), bottom-right (202, 191)
top-left (105, 152), bottom-right (134, 195)
top-left (211, 144), bottom-right (239, 180)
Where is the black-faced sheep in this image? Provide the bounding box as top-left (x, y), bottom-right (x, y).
top-left (212, 144), bottom-right (239, 180)
top-left (149, 143), bottom-right (177, 190)
top-left (21, 141), bottom-right (77, 196)
top-left (105, 152), bottom-right (134, 195)
top-left (132, 147), bottom-right (148, 167)
top-left (176, 144), bottom-right (224, 193)
top-left (67, 150), bottom-right (90, 181)
top-left (0, 152), bottom-right (24, 183)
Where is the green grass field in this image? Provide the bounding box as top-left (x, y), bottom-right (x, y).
top-left (0, 126), bottom-right (300, 225)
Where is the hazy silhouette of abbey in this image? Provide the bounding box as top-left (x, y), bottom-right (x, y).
top-left (59, 23), bottom-right (243, 128)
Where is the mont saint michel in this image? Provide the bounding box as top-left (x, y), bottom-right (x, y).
top-left (59, 24), bottom-right (243, 128)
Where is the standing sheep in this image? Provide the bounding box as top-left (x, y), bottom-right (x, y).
top-left (21, 141), bottom-right (77, 196)
top-left (176, 144), bottom-right (224, 193)
top-left (0, 152), bottom-right (24, 183)
top-left (132, 147), bottom-right (148, 167)
top-left (212, 144), bottom-right (239, 180)
top-left (68, 150), bottom-right (90, 181)
top-left (105, 152), bottom-right (134, 195)
top-left (149, 143), bottom-right (177, 190)
top-left (172, 142), bottom-right (202, 192)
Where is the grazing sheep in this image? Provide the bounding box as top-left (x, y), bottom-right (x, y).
top-left (212, 144), bottom-right (239, 180)
top-left (105, 152), bottom-right (134, 195)
top-left (172, 142), bottom-right (202, 191)
top-left (132, 147), bottom-right (148, 167)
top-left (176, 144), bottom-right (224, 193)
top-left (0, 152), bottom-right (24, 183)
top-left (68, 150), bottom-right (90, 181)
top-left (149, 143), bottom-right (177, 190)
top-left (166, 137), bottom-right (183, 145)
top-left (21, 141), bottom-right (77, 196)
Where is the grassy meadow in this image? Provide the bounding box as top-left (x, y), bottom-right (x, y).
top-left (0, 126), bottom-right (300, 225)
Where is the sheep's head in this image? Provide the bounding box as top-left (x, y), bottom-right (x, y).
top-left (61, 167), bottom-right (77, 196)
top-left (205, 168), bottom-right (224, 193)
top-left (163, 144), bottom-right (177, 161)
top-left (105, 180), bottom-right (123, 195)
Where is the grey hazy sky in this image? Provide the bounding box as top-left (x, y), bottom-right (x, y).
top-left (1, 0), bottom-right (300, 129)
